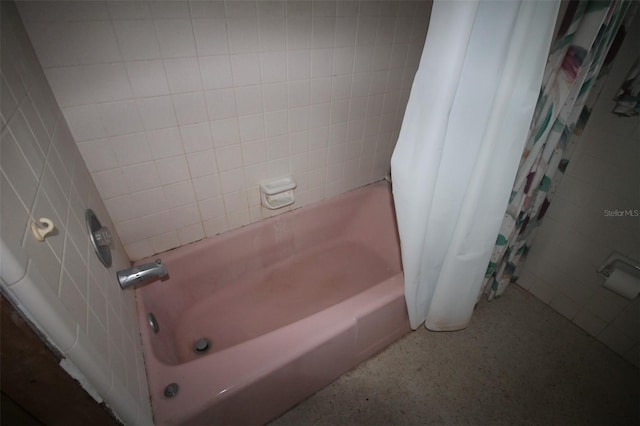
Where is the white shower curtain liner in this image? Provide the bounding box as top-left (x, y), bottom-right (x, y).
top-left (391, 0), bottom-right (560, 330)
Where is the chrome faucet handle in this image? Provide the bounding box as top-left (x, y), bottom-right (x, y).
top-left (92, 226), bottom-right (112, 247)
top-left (86, 209), bottom-right (112, 268)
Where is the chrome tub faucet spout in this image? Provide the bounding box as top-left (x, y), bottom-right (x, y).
top-left (117, 259), bottom-right (168, 289)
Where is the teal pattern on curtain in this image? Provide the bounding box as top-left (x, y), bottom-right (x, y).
top-left (613, 56), bottom-right (640, 116)
top-left (481, 0), bottom-right (632, 300)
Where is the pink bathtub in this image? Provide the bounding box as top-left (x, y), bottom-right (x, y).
top-left (134, 181), bottom-right (410, 425)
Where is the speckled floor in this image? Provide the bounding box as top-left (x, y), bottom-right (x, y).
top-left (270, 285), bottom-right (639, 426)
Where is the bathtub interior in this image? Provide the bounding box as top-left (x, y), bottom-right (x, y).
top-left (135, 182), bottom-right (402, 365)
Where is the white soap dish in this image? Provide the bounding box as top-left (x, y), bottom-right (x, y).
top-left (260, 176), bottom-right (296, 210)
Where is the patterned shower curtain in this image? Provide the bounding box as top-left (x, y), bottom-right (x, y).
top-left (612, 56), bottom-right (640, 116)
top-left (482, 0), bottom-right (632, 300)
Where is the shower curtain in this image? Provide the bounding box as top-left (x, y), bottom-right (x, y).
top-left (482, 0), bottom-right (632, 301)
top-left (390, 0), bottom-right (560, 330)
top-left (613, 56), bottom-right (640, 117)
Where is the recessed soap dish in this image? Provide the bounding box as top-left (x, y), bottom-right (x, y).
top-left (260, 177), bottom-right (296, 210)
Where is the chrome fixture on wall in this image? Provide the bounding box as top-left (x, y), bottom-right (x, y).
top-left (117, 259), bottom-right (168, 289)
top-left (85, 209), bottom-right (112, 268)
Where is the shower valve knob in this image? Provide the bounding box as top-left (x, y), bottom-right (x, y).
top-left (92, 226), bottom-right (112, 247)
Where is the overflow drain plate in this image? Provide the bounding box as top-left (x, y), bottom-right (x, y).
top-left (164, 383), bottom-right (179, 398)
top-left (194, 338), bottom-right (210, 354)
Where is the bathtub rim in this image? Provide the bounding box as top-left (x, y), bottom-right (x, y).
top-left (140, 273), bottom-right (407, 426)
top-left (132, 180), bottom-right (408, 424)
top-left (134, 180), bottom-right (400, 365)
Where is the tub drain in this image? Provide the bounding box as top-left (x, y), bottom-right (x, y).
top-left (194, 338), bottom-right (210, 354)
top-left (164, 383), bottom-right (179, 398)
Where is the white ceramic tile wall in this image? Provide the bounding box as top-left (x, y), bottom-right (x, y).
top-left (518, 14), bottom-right (640, 367)
top-left (17, 0), bottom-right (431, 260)
top-left (0, 2), bottom-right (152, 423)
